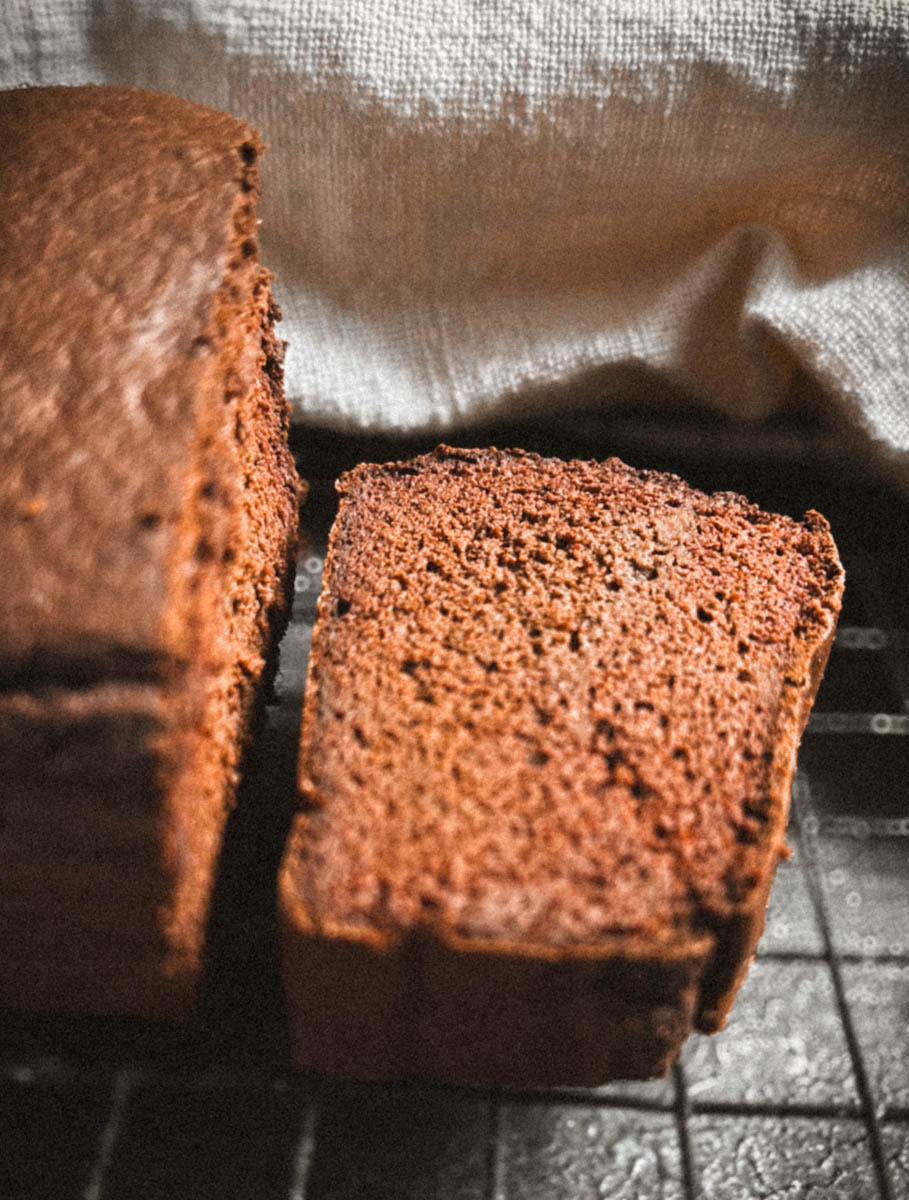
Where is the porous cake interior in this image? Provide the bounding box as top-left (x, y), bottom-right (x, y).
top-left (298, 447), bottom-right (840, 951)
top-left (157, 143), bottom-right (300, 989)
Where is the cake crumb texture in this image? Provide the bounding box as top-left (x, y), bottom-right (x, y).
top-left (280, 445), bottom-right (842, 1085)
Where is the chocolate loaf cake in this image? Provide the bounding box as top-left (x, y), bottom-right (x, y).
top-left (279, 446), bottom-right (842, 1086)
top-left (0, 86), bottom-right (301, 1018)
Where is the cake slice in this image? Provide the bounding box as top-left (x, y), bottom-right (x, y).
top-left (279, 445), bottom-right (842, 1086)
top-left (0, 86), bottom-right (301, 1019)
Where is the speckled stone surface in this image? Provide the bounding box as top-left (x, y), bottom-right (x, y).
top-left (882, 1122), bottom-right (909, 1197)
top-left (755, 827), bottom-right (825, 956)
top-left (815, 837), bottom-right (909, 958)
top-left (688, 1116), bottom-right (875, 1199)
top-left (497, 1104), bottom-right (684, 1200)
top-left (841, 962), bottom-right (909, 1115)
top-left (681, 959), bottom-right (858, 1108)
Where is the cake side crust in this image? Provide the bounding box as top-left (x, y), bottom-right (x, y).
top-left (0, 86), bottom-right (301, 1020)
top-left (0, 84), bottom-right (266, 681)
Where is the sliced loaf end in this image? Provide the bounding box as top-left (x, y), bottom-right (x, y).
top-left (280, 446), bottom-right (842, 1084)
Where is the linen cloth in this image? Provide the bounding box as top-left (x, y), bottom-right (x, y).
top-left (2, 1), bottom-right (908, 476)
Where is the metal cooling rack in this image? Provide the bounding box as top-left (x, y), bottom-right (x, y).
top-left (2, 430), bottom-right (907, 1200)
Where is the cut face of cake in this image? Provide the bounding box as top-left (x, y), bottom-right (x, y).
top-left (0, 86), bottom-right (301, 1018)
top-left (279, 445), bottom-right (842, 1086)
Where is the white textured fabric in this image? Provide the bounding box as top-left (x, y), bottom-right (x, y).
top-left (3, 1), bottom-right (909, 470)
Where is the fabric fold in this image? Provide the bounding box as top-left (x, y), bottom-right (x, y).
top-left (3, 0), bottom-right (908, 477)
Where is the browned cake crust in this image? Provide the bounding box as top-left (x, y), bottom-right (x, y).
top-left (279, 446), bottom-right (842, 1086)
top-left (0, 86), bottom-right (301, 1018)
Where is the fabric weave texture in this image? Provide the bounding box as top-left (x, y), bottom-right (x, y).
top-left (3, 1), bottom-right (908, 476)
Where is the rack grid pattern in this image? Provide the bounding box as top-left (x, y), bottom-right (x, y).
top-left (2, 443), bottom-right (907, 1200)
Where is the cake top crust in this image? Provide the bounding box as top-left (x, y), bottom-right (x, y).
top-left (0, 85), bottom-right (262, 684)
top-left (292, 445), bottom-right (843, 951)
